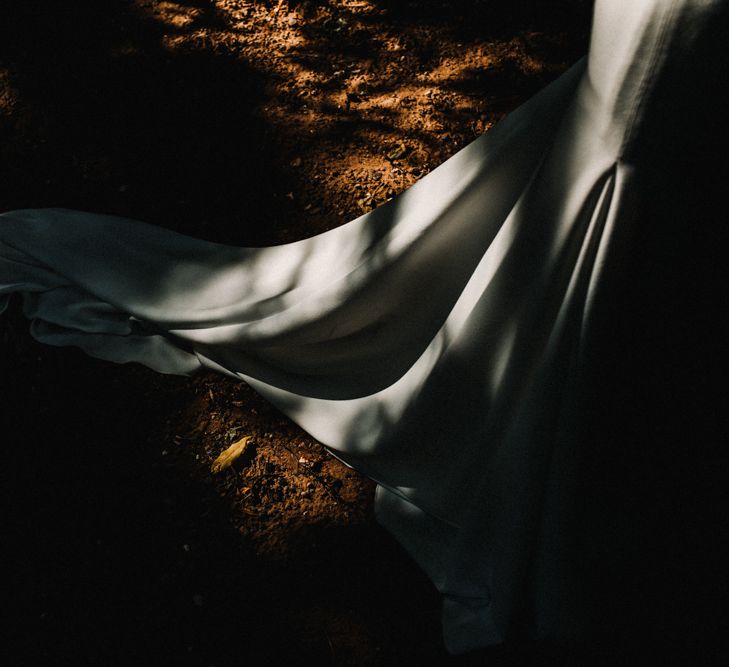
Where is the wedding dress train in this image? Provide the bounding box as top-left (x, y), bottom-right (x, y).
top-left (1, 0), bottom-right (725, 653)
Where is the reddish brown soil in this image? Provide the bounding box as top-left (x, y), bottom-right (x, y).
top-left (1, 1), bottom-right (592, 664)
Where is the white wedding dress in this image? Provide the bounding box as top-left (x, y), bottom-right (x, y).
top-left (1, 0), bottom-right (725, 653)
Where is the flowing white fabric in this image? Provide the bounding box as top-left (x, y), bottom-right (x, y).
top-left (1, 0), bottom-right (723, 652)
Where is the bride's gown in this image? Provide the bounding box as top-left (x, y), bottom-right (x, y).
top-left (1, 0), bottom-right (725, 653)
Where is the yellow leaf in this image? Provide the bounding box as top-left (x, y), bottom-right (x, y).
top-left (211, 436), bottom-right (252, 474)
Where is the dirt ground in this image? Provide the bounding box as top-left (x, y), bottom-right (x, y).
top-left (1, 1), bottom-right (593, 664)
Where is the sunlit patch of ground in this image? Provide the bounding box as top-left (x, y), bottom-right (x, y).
top-left (160, 375), bottom-right (373, 560)
top-left (133, 0), bottom-right (586, 239)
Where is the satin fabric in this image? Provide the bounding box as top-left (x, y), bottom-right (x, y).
top-left (1, 0), bottom-right (724, 652)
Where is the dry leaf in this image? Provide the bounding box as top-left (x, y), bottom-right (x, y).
top-left (211, 436), bottom-right (252, 474)
top-left (387, 142), bottom-right (407, 160)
